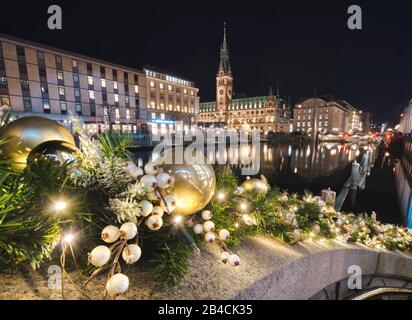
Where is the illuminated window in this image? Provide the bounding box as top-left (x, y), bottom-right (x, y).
top-left (89, 90), bottom-right (95, 100)
top-left (115, 108), bottom-right (120, 119)
top-left (151, 113), bottom-right (156, 120)
top-left (159, 83), bottom-right (164, 90)
top-left (114, 81), bottom-right (118, 90)
top-left (57, 72), bottom-right (64, 81)
top-left (150, 101), bottom-right (155, 108)
top-left (101, 79), bottom-right (106, 88)
top-left (184, 89), bottom-right (188, 94)
top-left (58, 87), bottom-right (65, 96)
top-left (160, 103), bottom-right (165, 109)
top-left (0, 77), bottom-right (8, 89)
top-left (114, 94), bottom-right (119, 103)
top-left (134, 85), bottom-right (139, 94)
top-left (150, 81), bottom-right (155, 88)
top-left (74, 89), bottom-right (81, 97)
top-left (42, 99), bottom-right (50, 113)
top-left (126, 109), bottom-right (130, 120)
top-left (176, 105), bottom-right (181, 112)
top-left (168, 85), bottom-right (172, 91)
top-left (87, 76), bottom-right (94, 86)
top-left (72, 59), bottom-right (78, 68)
top-left (160, 113), bottom-right (165, 120)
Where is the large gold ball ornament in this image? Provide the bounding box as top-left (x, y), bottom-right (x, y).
top-left (0, 117), bottom-right (75, 171)
top-left (27, 140), bottom-right (80, 166)
top-left (157, 150), bottom-right (216, 216)
top-left (241, 177), bottom-right (269, 194)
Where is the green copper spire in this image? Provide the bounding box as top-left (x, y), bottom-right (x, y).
top-left (218, 22), bottom-right (232, 76)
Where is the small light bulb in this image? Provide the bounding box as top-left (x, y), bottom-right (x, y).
top-left (234, 223), bottom-right (240, 229)
top-left (174, 215), bottom-right (183, 225)
top-left (217, 192), bottom-right (226, 201)
top-left (240, 203), bottom-right (247, 211)
top-left (63, 234), bottom-right (74, 244)
top-left (54, 201), bottom-right (67, 212)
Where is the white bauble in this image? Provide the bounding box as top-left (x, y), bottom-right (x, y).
top-left (146, 215), bottom-right (163, 231)
top-left (122, 244), bottom-right (142, 265)
top-left (106, 273), bottom-right (129, 298)
top-left (228, 254), bottom-right (241, 267)
top-left (120, 222), bottom-right (138, 240)
top-left (88, 246), bottom-right (111, 267)
top-left (221, 251), bottom-right (230, 264)
top-left (219, 229), bottom-right (230, 241)
top-left (101, 225), bottom-right (120, 244)
top-left (125, 161), bottom-right (138, 175)
top-left (205, 232), bottom-right (216, 243)
top-left (157, 173), bottom-right (172, 189)
top-left (141, 175), bottom-right (157, 192)
top-left (313, 224), bottom-right (321, 234)
top-left (279, 194), bottom-right (289, 202)
top-left (186, 219), bottom-right (195, 228)
top-left (161, 195), bottom-right (176, 213)
top-left (193, 224), bottom-right (204, 235)
top-left (203, 221), bottom-right (215, 233)
top-left (201, 210), bottom-right (213, 221)
top-left (152, 206), bottom-right (164, 217)
top-left (139, 200), bottom-right (154, 217)
top-left (144, 162), bottom-right (159, 176)
top-left (243, 214), bottom-right (254, 226)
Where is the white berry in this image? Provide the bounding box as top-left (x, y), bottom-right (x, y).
top-left (152, 206), bottom-right (164, 217)
top-left (157, 173), bottom-right (172, 189)
top-left (140, 175), bottom-right (157, 192)
top-left (101, 225), bottom-right (120, 244)
top-left (202, 210), bottom-right (213, 221)
top-left (203, 221), bottom-right (215, 233)
top-left (228, 254), bottom-right (240, 267)
top-left (144, 162), bottom-right (159, 176)
top-left (221, 251), bottom-right (230, 264)
top-left (88, 246), bottom-right (111, 267)
top-left (146, 215), bottom-right (163, 231)
top-left (106, 273), bottom-right (129, 298)
top-left (122, 244), bottom-right (142, 265)
top-left (139, 200), bottom-right (154, 217)
top-left (161, 195), bottom-right (176, 213)
top-left (193, 224), bottom-right (204, 235)
top-left (130, 167), bottom-right (144, 180)
top-left (219, 229), bottom-right (230, 241)
top-left (120, 222), bottom-right (137, 240)
top-left (205, 232), bottom-right (216, 243)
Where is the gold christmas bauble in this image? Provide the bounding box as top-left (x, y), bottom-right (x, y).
top-left (157, 150), bottom-right (216, 216)
top-left (0, 117), bottom-right (75, 171)
top-left (242, 177), bottom-right (269, 194)
top-left (27, 140), bottom-right (80, 166)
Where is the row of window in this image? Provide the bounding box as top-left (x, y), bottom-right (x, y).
top-left (296, 121), bottom-right (329, 128)
top-left (149, 81), bottom-right (195, 96)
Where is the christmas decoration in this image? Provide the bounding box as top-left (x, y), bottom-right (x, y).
top-left (88, 246), bottom-right (111, 267)
top-left (106, 273), bottom-right (130, 298)
top-left (119, 222), bottom-right (138, 240)
top-left (27, 140), bottom-right (80, 166)
top-left (241, 176), bottom-right (269, 194)
top-left (0, 116), bottom-right (75, 171)
top-left (101, 225), bottom-right (121, 243)
top-left (157, 150), bottom-right (216, 216)
top-left (122, 244), bottom-right (142, 264)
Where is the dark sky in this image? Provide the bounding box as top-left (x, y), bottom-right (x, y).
top-left (1, 0), bottom-right (412, 123)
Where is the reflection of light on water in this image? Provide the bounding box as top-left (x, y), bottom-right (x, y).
top-left (330, 149), bottom-right (337, 156)
top-left (294, 167), bottom-right (298, 174)
top-left (288, 145), bottom-right (292, 157)
top-left (306, 145), bottom-right (311, 157)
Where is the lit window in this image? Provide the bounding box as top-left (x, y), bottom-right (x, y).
top-left (115, 108), bottom-right (120, 119)
top-left (159, 83), bottom-right (164, 90)
top-left (57, 72), bottom-right (64, 81)
top-left (125, 96), bottom-right (129, 104)
top-left (160, 103), bottom-right (165, 109)
top-left (151, 113), bottom-right (156, 120)
top-left (190, 90), bottom-right (194, 96)
top-left (150, 81), bottom-right (155, 88)
top-left (74, 89), bottom-right (81, 97)
top-left (43, 100), bottom-right (50, 112)
top-left (134, 85), bottom-right (139, 94)
top-left (72, 60), bottom-right (78, 68)
top-left (126, 109), bottom-right (130, 120)
top-left (114, 81), bottom-right (118, 90)
top-left (161, 113), bottom-right (165, 120)
top-left (184, 89), bottom-right (188, 94)
top-left (59, 87), bottom-right (65, 96)
top-left (73, 74), bottom-right (79, 83)
top-left (168, 85), bottom-right (172, 91)
top-left (76, 103), bottom-right (82, 115)
top-left (0, 76), bottom-right (7, 89)
top-left (101, 79), bottom-right (106, 88)
top-left (114, 94), bottom-right (119, 103)
top-left (176, 105), bottom-right (181, 112)
top-left (150, 101), bottom-right (155, 108)
top-left (89, 90), bottom-right (95, 100)
top-left (88, 76), bottom-right (94, 86)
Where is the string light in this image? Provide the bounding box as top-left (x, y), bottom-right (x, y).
top-left (174, 215), bottom-right (183, 225)
top-left (63, 233), bottom-right (75, 244)
top-left (240, 202), bottom-right (248, 211)
top-left (217, 191), bottom-right (226, 201)
top-left (54, 200), bottom-right (67, 212)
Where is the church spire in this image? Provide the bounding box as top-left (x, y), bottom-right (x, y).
top-left (218, 22), bottom-right (232, 76)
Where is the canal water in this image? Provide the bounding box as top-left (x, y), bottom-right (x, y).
top-left (133, 142), bottom-right (403, 226)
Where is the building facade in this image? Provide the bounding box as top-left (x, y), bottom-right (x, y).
top-left (144, 67), bottom-right (199, 135)
top-left (197, 25), bottom-right (290, 133)
top-left (293, 97), bottom-right (364, 135)
top-left (0, 33), bottom-right (198, 134)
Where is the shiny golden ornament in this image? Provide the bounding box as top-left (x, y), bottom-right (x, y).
top-left (241, 177), bottom-right (269, 194)
top-left (0, 117), bottom-right (75, 171)
top-left (157, 150), bottom-right (216, 216)
top-left (27, 140), bottom-right (80, 166)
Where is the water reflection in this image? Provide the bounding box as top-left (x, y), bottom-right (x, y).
top-left (394, 155), bottom-right (412, 228)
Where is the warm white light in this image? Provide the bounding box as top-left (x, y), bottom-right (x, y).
top-left (240, 203), bottom-right (248, 211)
top-left (174, 215), bottom-right (183, 225)
top-left (54, 201), bottom-right (67, 212)
top-left (63, 234), bottom-right (75, 244)
top-left (217, 192), bottom-right (226, 201)
top-left (234, 223), bottom-right (240, 229)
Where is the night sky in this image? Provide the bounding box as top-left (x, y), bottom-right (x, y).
top-left (1, 0), bottom-right (412, 124)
